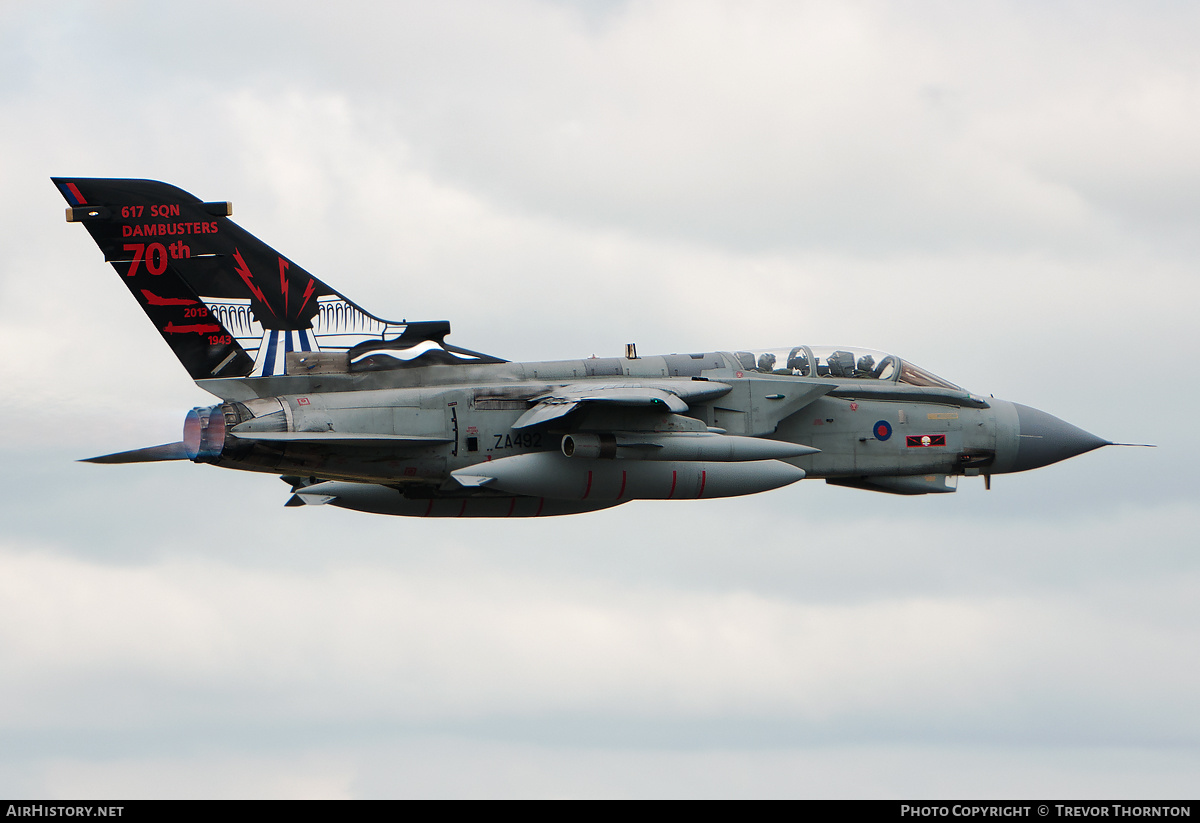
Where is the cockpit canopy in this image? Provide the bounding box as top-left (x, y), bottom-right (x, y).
top-left (728, 345), bottom-right (963, 391)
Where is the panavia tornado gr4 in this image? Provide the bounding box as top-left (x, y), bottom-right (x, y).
top-left (55, 177), bottom-right (1117, 518)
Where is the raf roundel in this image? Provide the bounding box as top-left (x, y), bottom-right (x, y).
top-left (874, 420), bottom-right (893, 441)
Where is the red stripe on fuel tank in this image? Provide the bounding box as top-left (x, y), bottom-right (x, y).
top-left (616, 470), bottom-right (627, 499)
top-left (697, 470), bottom-right (706, 498)
top-left (582, 470), bottom-right (593, 500)
top-left (535, 497), bottom-right (545, 516)
top-left (458, 500), bottom-right (467, 517)
top-left (423, 499), bottom-right (434, 517)
top-left (506, 498), bottom-right (516, 517)
top-left (667, 470), bottom-right (678, 499)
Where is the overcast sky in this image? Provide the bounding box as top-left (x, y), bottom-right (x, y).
top-left (1, 0), bottom-right (1197, 799)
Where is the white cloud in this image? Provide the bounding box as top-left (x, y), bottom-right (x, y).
top-left (1, 0), bottom-right (1198, 798)
top-left (1, 524), bottom-right (1196, 738)
top-left (21, 741), bottom-right (1200, 799)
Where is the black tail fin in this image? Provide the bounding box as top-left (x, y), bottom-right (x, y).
top-left (52, 177), bottom-right (437, 380)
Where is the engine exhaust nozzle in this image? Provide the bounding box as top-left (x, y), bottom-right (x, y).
top-left (183, 405), bottom-right (226, 462)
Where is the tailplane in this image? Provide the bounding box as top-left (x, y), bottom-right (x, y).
top-left (54, 177), bottom-right (501, 381)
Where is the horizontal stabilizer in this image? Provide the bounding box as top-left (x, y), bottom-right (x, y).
top-left (80, 442), bottom-right (189, 464)
top-left (232, 432), bottom-right (451, 446)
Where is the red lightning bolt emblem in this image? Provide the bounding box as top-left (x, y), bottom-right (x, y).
top-left (278, 257), bottom-right (290, 316)
top-left (297, 277), bottom-right (316, 316)
top-left (232, 248), bottom-right (269, 307)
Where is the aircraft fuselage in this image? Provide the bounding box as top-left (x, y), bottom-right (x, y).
top-left (176, 350), bottom-right (1100, 516)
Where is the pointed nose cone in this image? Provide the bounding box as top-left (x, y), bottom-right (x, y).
top-left (1011, 403), bottom-right (1110, 472)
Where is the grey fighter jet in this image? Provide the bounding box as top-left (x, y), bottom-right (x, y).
top-left (55, 178), bottom-right (1117, 518)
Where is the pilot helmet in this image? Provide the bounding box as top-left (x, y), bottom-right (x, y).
top-left (786, 347), bottom-right (809, 373)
